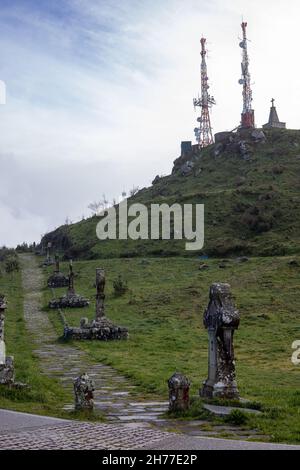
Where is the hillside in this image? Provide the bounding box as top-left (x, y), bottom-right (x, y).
top-left (41, 128), bottom-right (300, 259)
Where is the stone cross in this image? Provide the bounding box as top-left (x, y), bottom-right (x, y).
top-left (0, 297), bottom-right (14, 385)
top-left (271, 98), bottom-right (275, 107)
top-left (95, 268), bottom-right (105, 322)
top-left (201, 283), bottom-right (240, 399)
top-left (0, 296), bottom-right (6, 365)
top-left (0, 296), bottom-right (6, 342)
top-left (68, 260), bottom-right (75, 295)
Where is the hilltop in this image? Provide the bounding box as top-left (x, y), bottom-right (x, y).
top-left (41, 128), bottom-right (300, 259)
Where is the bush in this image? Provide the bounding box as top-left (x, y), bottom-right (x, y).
top-left (113, 275), bottom-right (128, 297)
top-left (241, 213), bottom-right (273, 234)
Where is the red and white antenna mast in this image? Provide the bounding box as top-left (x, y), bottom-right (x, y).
top-left (193, 37), bottom-right (215, 148)
top-left (239, 22), bottom-right (255, 128)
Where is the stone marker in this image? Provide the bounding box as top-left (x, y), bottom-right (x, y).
top-left (0, 295), bottom-right (6, 344)
top-left (47, 255), bottom-right (69, 288)
top-left (42, 242), bottom-right (55, 267)
top-left (0, 340), bottom-right (5, 365)
top-left (168, 372), bottom-right (190, 412)
top-left (0, 297), bottom-right (15, 386)
top-left (74, 373), bottom-right (95, 410)
top-left (49, 261), bottom-right (89, 309)
top-left (201, 282), bottom-right (240, 399)
top-left (95, 268), bottom-right (105, 321)
top-left (64, 269), bottom-right (129, 341)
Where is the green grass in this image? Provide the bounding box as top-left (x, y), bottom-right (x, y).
top-left (44, 255), bottom-right (300, 443)
top-left (0, 265), bottom-right (72, 418)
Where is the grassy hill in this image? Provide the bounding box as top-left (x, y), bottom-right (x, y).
top-left (41, 128), bottom-right (300, 259)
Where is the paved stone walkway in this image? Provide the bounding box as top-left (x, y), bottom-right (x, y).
top-left (0, 419), bottom-right (170, 450)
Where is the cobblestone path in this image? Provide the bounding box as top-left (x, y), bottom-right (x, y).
top-left (0, 421), bottom-right (171, 450)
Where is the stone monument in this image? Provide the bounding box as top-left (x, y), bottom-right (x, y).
top-left (0, 296), bottom-right (15, 386)
top-left (263, 98), bottom-right (286, 129)
top-left (42, 242), bottom-right (55, 267)
top-left (64, 269), bottom-right (128, 340)
top-left (74, 373), bottom-right (95, 410)
top-left (201, 283), bottom-right (240, 399)
top-left (49, 261), bottom-right (89, 309)
top-left (0, 296), bottom-right (7, 366)
top-left (47, 255), bottom-right (69, 288)
top-left (168, 372), bottom-right (190, 412)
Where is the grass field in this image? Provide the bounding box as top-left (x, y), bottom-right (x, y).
top-left (43, 255), bottom-right (300, 443)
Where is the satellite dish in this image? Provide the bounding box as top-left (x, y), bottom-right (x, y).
top-left (239, 41), bottom-right (246, 49)
top-left (238, 79), bottom-right (245, 85)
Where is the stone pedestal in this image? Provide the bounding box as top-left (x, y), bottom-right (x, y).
top-left (47, 255), bottom-right (69, 288)
top-left (168, 372), bottom-right (190, 412)
top-left (49, 293), bottom-right (89, 309)
top-left (201, 283), bottom-right (240, 399)
top-left (47, 272), bottom-right (69, 288)
top-left (64, 317), bottom-right (128, 341)
top-left (74, 373), bottom-right (95, 410)
top-left (64, 269), bottom-right (128, 341)
top-left (49, 261), bottom-right (89, 309)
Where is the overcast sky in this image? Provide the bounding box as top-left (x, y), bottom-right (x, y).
top-left (0, 0), bottom-right (299, 247)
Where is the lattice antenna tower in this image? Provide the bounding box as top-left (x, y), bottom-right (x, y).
top-left (239, 22), bottom-right (255, 128)
top-left (193, 37), bottom-right (216, 148)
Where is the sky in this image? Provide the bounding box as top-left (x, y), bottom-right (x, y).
top-left (0, 0), bottom-right (300, 246)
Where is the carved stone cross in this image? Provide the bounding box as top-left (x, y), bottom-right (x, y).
top-left (68, 260), bottom-right (75, 295)
top-left (95, 269), bottom-right (105, 322)
top-left (201, 283), bottom-right (240, 399)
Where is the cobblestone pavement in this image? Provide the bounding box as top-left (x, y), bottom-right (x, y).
top-left (0, 415), bottom-right (299, 450)
top-left (0, 421), bottom-right (171, 450)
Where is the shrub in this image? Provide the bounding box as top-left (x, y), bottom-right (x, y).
top-left (5, 256), bottom-right (20, 275)
top-left (272, 165), bottom-right (285, 175)
top-left (224, 409), bottom-right (249, 426)
top-left (113, 275), bottom-right (128, 297)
